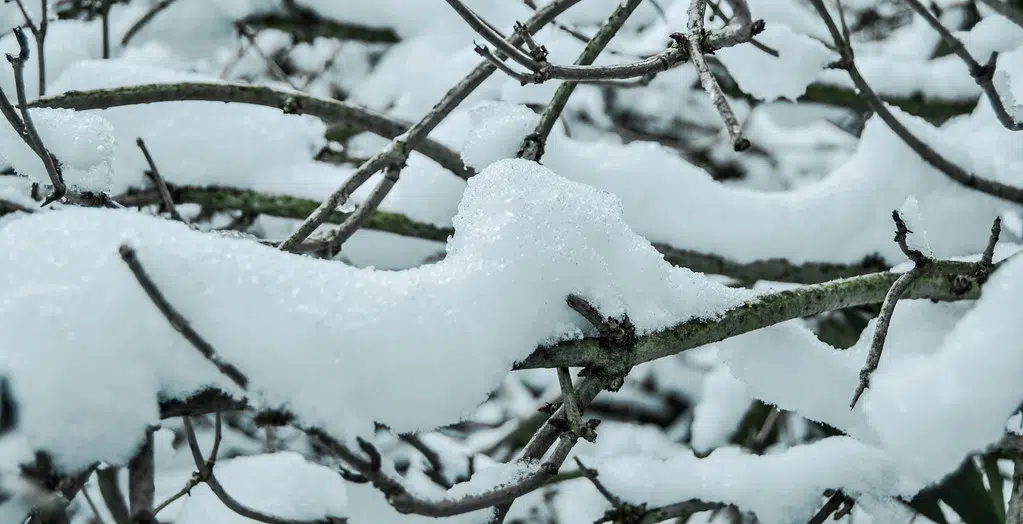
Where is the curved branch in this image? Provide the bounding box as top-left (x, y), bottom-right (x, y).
top-left (30, 82), bottom-right (473, 180)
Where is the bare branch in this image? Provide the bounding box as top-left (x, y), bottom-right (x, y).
top-left (850, 211), bottom-right (933, 408)
top-left (135, 137), bottom-right (184, 222)
top-left (234, 22), bottom-right (301, 90)
top-left (982, 217), bottom-right (1002, 268)
top-left (809, 0), bottom-right (1023, 205)
top-left (278, 0), bottom-right (584, 249)
top-left (903, 0), bottom-right (1023, 131)
top-left (444, 0), bottom-right (540, 72)
top-left (518, 258), bottom-right (991, 370)
top-left (120, 0), bottom-right (179, 46)
top-left (6, 28), bottom-right (65, 204)
top-left (680, 0), bottom-right (750, 151)
top-left (328, 164), bottom-right (401, 253)
top-left (31, 82), bottom-right (473, 180)
top-left (519, 0), bottom-right (646, 161)
top-left (182, 417), bottom-right (346, 524)
top-left (119, 244), bottom-right (249, 390)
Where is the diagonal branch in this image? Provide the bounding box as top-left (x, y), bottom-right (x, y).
top-left (807, 0), bottom-right (1023, 205)
top-left (680, 0), bottom-right (750, 151)
top-left (519, 0), bottom-right (646, 161)
top-left (135, 137), bottom-right (184, 222)
top-left (903, 0), bottom-right (1023, 131)
top-left (277, 0), bottom-right (585, 250)
top-left (119, 244), bottom-right (249, 390)
top-left (849, 213), bottom-right (932, 408)
top-left (5, 28), bottom-right (65, 204)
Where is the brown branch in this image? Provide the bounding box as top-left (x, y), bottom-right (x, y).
top-left (328, 164), bottom-right (400, 252)
top-left (135, 137), bottom-right (184, 222)
top-left (903, 0), bottom-right (1022, 131)
top-left (808, 0), bottom-right (1023, 205)
top-left (119, 244), bottom-right (249, 390)
top-left (30, 83), bottom-right (473, 181)
top-left (120, 0), bottom-right (179, 46)
top-left (5, 28), bottom-right (65, 204)
top-left (278, 0), bottom-right (584, 250)
top-left (182, 417), bottom-right (346, 524)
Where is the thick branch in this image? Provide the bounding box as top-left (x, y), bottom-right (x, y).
top-left (517, 259), bottom-right (988, 370)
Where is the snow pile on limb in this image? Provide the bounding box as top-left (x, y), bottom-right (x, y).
top-left (460, 101), bottom-right (1010, 265)
top-left (0, 158), bottom-right (748, 475)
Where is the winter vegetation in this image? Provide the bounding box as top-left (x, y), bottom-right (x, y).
top-left (0, 0), bottom-right (1022, 522)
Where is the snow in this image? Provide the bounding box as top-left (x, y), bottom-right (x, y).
top-left (1, 1), bottom-right (1022, 521)
top-left (459, 101), bottom-right (1008, 265)
top-left (862, 253), bottom-right (1023, 483)
top-left (716, 23), bottom-right (836, 102)
top-left (689, 365), bottom-right (750, 454)
top-left (47, 60), bottom-right (331, 196)
top-left (0, 158), bottom-right (746, 472)
top-left (0, 108), bottom-right (116, 191)
top-left (591, 436), bottom-right (914, 523)
top-left (174, 451), bottom-right (348, 524)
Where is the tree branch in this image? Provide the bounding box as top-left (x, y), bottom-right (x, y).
top-left (30, 82), bottom-right (473, 180)
top-left (903, 0), bottom-right (1023, 131)
top-left (517, 258), bottom-right (991, 370)
top-left (277, 0), bottom-right (585, 250)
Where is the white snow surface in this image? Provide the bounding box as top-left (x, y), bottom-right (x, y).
top-left (174, 451), bottom-right (348, 523)
top-left (0, 158), bottom-right (747, 472)
top-left (459, 101), bottom-right (1011, 265)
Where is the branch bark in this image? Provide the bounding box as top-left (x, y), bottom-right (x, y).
top-left (30, 82), bottom-right (473, 180)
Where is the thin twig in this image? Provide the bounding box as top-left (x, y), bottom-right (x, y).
top-left (443, 0), bottom-right (540, 72)
top-left (278, 0), bottom-right (584, 250)
top-left (182, 418), bottom-right (346, 524)
top-left (680, 0), bottom-right (750, 151)
top-left (136, 137), bottom-right (184, 222)
top-left (903, 0), bottom-right (1022, 131)
top-left (573, 458), bottom-right (621, 506)
top-left (81, 487), bottom-right (106, 524)
top-left (808, 0), bottom-right (1023, 205)
top-left (100, 0), bottom-right (111, 59)
top-left (850, 211), bottom-right (931, 409)
top-left (519, 0), bottom-right (646, 161)
top-left (234, 22), bottom-right (301, 90)
top-left (982, 217), bottom-right (1002, 267)
top-left (13, 0), bottom-right (47, 95)
top-left (121, 0), bottom-right (180, 46)
top-left (6, 28), bottom-right (65, 204)
top-left (119, 244), bottom-right (249, 390)
top-left (328, 164), bottom-right (400, 253)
